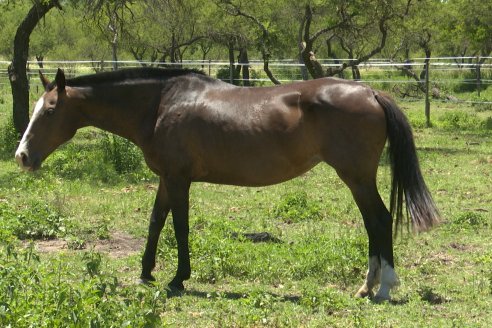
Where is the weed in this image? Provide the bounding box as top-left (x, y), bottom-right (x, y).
top-left (437, 110), bottom-right (482, 130)
top-left (300, 287), bottom-right (349, 314)
top-left (83, 251), bottom-right (102, 277)
top-left (482, 117), bottom-right (492, 130)
top-left (418, 286), bottom-right (449, 304)
top-left (0, 118), bottom-right (19, 159)
top-left (0, 200), bottom-right (68, 240)
top-left (452, 211), bottom-right (487, 229)
top-left (273, 190), bottom-right (321, 223)
top-left (474, 102), bottom-right (492, 112)
top-left (99, 133), bottom-right (143, 174)
top-left (45, 142), bottom-right (118, 182)
top-left (489, 270), bottom-right (492, 295)
top-left (66, 236), bottom-right (87, 250)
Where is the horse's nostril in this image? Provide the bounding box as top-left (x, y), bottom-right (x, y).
top-left (21, 152), bottom-right (28, 166)
top-left (15, 151), bottom-right (29, 167)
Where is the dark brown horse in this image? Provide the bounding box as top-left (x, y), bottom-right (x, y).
top-left (15, 68), bottom-right (439, 301)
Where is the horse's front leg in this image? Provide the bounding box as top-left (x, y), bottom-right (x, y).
top-left (166, 177), bottom-right (191, 291)
top-left (140, 178), bottom-right (170, 283)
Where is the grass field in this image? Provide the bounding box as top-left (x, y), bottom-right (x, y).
top-left (0, 81), bottom-right (491, 326)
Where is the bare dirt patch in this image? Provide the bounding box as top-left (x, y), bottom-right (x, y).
top-left (92, 231), bottom-right (144, 258)
top-left (30, 231), bottom-right (144, 258)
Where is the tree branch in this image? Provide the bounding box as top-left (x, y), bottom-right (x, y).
top-left (219, 0), bottom-right (281, 84)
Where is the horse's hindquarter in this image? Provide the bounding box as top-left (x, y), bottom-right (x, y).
top-left (152, 77), bottom-right (386, 186)
top-left (312, 79), bottom-right (387, 179)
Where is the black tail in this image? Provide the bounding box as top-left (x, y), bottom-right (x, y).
top-left (375, 93), bottom-right (440, 233)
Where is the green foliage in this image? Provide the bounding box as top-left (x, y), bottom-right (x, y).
top-left (45, 142), bottom-right (118, 182)
top-left (300, 286), bottom-right (349, 314)
top-left (42, 133), bottom-right (150, 183)
top-left (437, 110), bottom-right (482, 130)
top-left (482, 117), bottom-right (492, 130)
top-left (0, 118), bottom-right (19, 160)
top-left (273, 191), bottom-right (321, 223)
top-left (0, 200), bottom-right (68, 240)
top-left (216, 67), bottom-right (239, 84)
top-left (0, 243), bottom-right (167, 327)
top-left (451, 212), bottom-right (488, 229)
top-left (99, 133), bottom-right (143, 175)
top-left (473, 101), bottom-right (492, 113)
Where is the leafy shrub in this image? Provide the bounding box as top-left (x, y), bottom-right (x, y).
top-left (0, 118), bottom-right (19, 159)
top-left (216, 67), bottom-right (239, 85)
top-left (451, 211), bottom-right (487, 229)
top-left (99, 133), bottom-right (143, 174)
top-left (473, 101), bottom-right (492, 112)
top-left (44, 142), bottom-right (118, 182)
top-left (44, 133), bottom-right (146, 181)
top-left (437, 110), bottom-right (482, 130)
top-left (0, 200), bottom-right (68, 240)
top-left (273, 191), bottom-right (321, 223)
top-left (0, 243), bottom-right (166, 327)
top-left (482, 117), bottom-right (492, 130)
top-left (452, 70), bottom-right (487, 93)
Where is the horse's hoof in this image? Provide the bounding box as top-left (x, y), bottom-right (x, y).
top-left (168, 280), bottom-right (185, 291)
top-left (355, 287), bottom-right (374, 299)
top-left (372, 295), bottom-right (391, 304)
top-left (166, 282), bottom-right (185, 297)
top-left (139, 275), bottom-right (156, 285)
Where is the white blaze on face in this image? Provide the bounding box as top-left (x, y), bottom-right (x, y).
top-left (15, 96), bottom-right (45, 168)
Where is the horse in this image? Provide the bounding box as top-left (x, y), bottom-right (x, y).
top-left (15, 68), bottom-right (440, 301)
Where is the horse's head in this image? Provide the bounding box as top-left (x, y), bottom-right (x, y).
top-left (15, 69), bottom-right (81, 171)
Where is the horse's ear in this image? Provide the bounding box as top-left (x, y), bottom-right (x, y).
top-left (39, 70), bottom-right (50, 91)
top-left (55, 68), bottom-right (66, 92)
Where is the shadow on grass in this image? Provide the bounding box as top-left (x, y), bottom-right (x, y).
top-left (172, 287), bottom-right (414, 306)
top-left (170, 288), bottom-right (301, 304)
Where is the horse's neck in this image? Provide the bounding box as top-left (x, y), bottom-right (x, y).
top-left (78, 85), bottom-right (155, 147)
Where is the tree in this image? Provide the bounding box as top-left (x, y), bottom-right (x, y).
top-left (222, 0), bottom-right (280, 84)
top-left (8, 0), bottom-right (62, 135)
top-left (439, 0), bottom-right (492, 64)
top-left (82, 0), bottom-right (136, 70)
top-left (300, 0), bottom-right (399, 80)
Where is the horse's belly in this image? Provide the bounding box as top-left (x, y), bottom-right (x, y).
top-left (193, 152), bottom-right (322, 187)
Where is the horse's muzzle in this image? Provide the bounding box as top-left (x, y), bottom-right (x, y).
top-left (15, 149), bottom-right (38, 171)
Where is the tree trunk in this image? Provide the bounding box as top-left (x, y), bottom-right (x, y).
top-left (238, 48), bottom-right (250, 86)
top-left (111, 41), bottom-right (118, 70)
top-left (351, 65), bottom-right (361, 80)
top-left (35, 55), bottom-right (44, 68)
top-left (8, 0), bottom-right (62, 135)
top-left (228, 41), bottom-right (235, 85)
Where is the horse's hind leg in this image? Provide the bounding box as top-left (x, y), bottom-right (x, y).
top-left (336, 170), bottom-right (399, 301)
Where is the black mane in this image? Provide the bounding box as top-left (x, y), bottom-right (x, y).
top-left (65, 67), bottom-right (205, 87)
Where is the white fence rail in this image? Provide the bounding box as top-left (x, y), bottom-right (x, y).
top-left (1, 58), bottom-right (491, 103)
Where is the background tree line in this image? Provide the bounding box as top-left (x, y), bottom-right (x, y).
top-left (1, 0), bottom-right (491, 133)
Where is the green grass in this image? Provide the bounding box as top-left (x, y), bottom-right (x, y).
top-left (0, 83), bottom-right (491, 326)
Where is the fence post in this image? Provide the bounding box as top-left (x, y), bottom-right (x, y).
top-left (425, 58), bottom-right (431, 127)
top-left (228, 42), bottom-right (234, 84)
top-left (476, 56), bottom-right (481, 98)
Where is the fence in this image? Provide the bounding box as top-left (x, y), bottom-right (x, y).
top-left (1, 57), bottom-right (491, 105)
